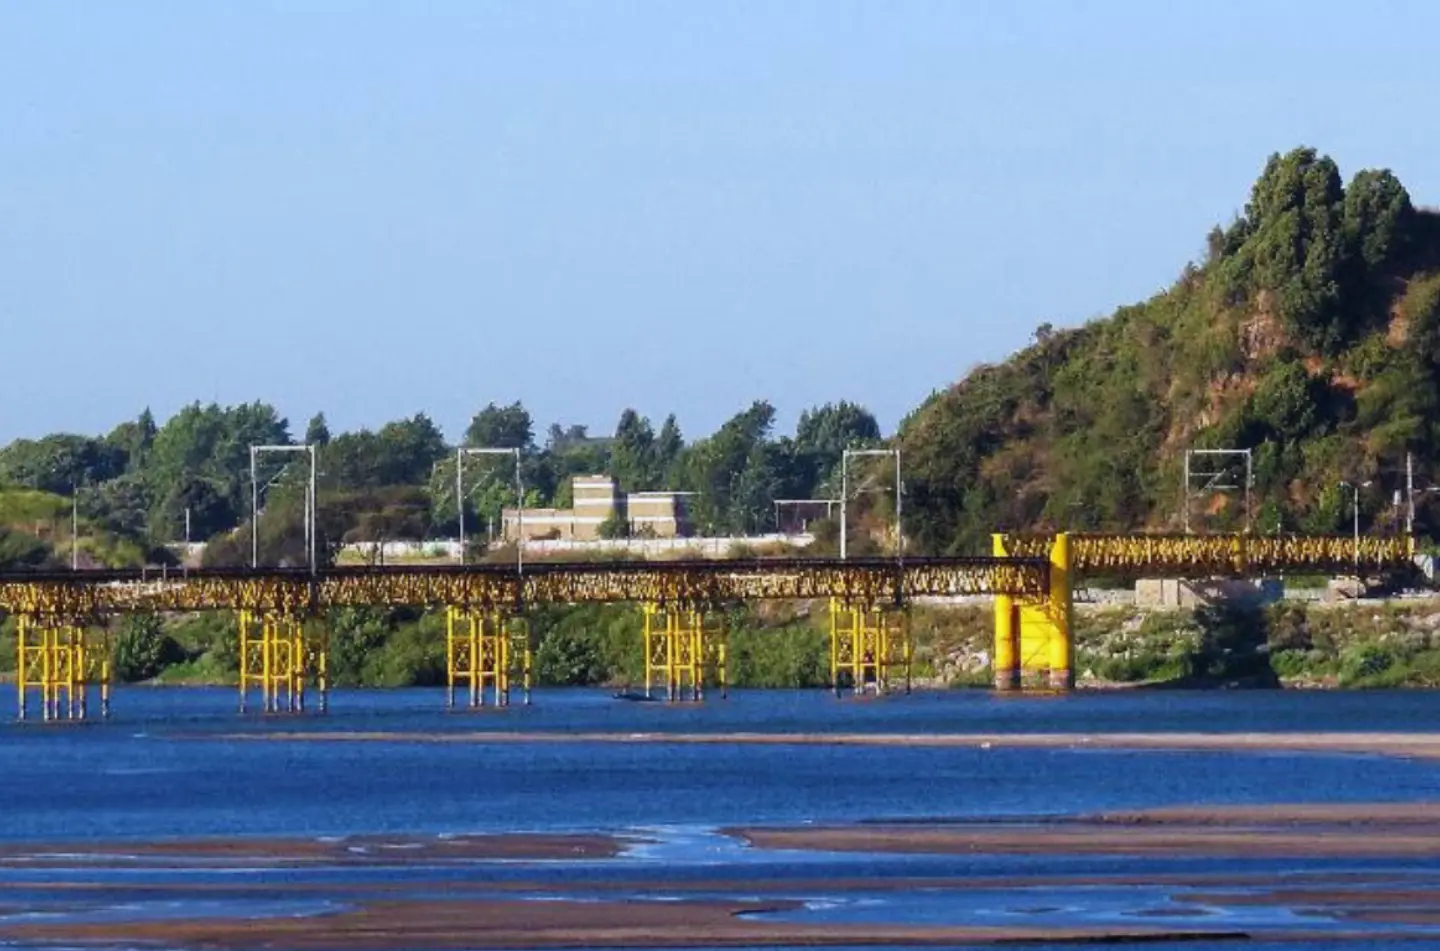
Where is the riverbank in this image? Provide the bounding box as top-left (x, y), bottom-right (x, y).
top-left (9, 595), bottom-right (1440, 691)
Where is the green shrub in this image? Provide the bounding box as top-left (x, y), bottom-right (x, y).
top-left (113, 614), bottom-right (183, 682)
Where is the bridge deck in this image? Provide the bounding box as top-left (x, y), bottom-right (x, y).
top-left (0, 533), bottom-right (1417, 617)
top-left (0, 557), bottom-right (1048, 615)
top-left (998, 533), bottom-right (1414, 577)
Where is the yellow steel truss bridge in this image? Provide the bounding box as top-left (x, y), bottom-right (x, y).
top-left (0, 556), bottom-right (1043, 720)
top-left (0, 535), bottom-right (1418, 717)
top-left (992, 533), bottom-right (1416, 692)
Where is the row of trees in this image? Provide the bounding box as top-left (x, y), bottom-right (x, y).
top-left (0, 399), bottom-right (884, 566)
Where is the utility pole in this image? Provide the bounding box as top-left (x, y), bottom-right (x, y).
top-left (1183, 448), bottom-right (1252, 534)
top-left (71, 482), bottom-right (79, 571)
top-left (1407, 452), bottom-right (1416, 537)
top-left (250, 444), bottom-right (318, 573)
top-left (457, 447), bottom-right (524, 575)
top-left (840, 448), bottom-right (902, 561)
top-left (1340, 480), bottom-right (1372, 571)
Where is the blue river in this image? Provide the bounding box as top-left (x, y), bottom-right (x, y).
top-left (1, 686), bottom-right (1438, 950)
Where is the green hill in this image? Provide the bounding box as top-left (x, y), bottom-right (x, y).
top-left (898, 147), bottom-right (1440, 556)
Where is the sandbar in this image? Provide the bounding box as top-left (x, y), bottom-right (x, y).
top-left (201, 729), bottom-right (1440, 761)
top-left (0, 895), bottom-right (1251, 949)
top-left (0, 832), bottom-right (624, 868)
top-left (731, 801), bottom-right (1440, 859)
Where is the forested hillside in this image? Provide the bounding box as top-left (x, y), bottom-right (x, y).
top-left (900, 147), bottom-right (1440, 554)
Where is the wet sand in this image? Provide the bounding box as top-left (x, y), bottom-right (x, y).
top-left (732, 801), bottom-right (1440, 859)
top-left (204, 729), bottom-right (1440, 761)
top-left (0, 832), bottom-right (624, 868)
top-left (0, 895), bottom-right (1252, 949)
top-left (0, 869), bottom-right (1397, 897)
top-left (6, 804), bottom-right (1440, 947)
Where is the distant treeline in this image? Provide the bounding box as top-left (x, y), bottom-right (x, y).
top-left (0, 399), bottom-right (888, 569)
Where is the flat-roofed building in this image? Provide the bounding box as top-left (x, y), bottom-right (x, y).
top-left (501, 476), bottom-right (696, 543)
top-left (624, 491), bottom-right (693, 538)
top-left (571, 476), bottom-right (621, 522)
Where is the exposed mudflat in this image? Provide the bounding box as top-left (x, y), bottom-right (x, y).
top-left (6, 804), bottom-right (1440, 947)
top-left (0, 896), bottom-right (1257, 949)
top-left (0, 832), bottom-right (624, 868)
top-left (733, 801), bottom-right (1440, 859)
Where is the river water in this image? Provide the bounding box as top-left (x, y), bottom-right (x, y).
top-left (2, 687), bottom-right (1440, 949)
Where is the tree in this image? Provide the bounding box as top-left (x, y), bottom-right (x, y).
top-left (730, 442), bottom-right (785, 533)
top-left (597, 510), bottom-right (629, 539)
top-left (0, 435), bottom-right (126, 494)
top-left (305, 413), bottom-right (332, 448)
top-left (534, 626), bottom-right (606, 686)
top-left (144, 402), bottom-right (289, 539)
top-left (82, 473), bottom-right (154, 539)
top-left (656, 414), bottom-right (684, 483)
top-left (325, 608), bottom-right (391, 686)
top-left (794, 401), bottom-right (881, 496)
top-left (1224, 147), bottom-right (1352, 353)
top-left (1343, 168), bottom-right (1414, 273)
top-left (104, 409), bottom-right (157, 473)
top-left (681, 402), bottom-right (776, 533)
top-left (375, 414), bottom-right (447, 485)
top-left (113, 615), bottom-right (181, 682)
top-left (322, 415), bottom-right (446, 490)
top-left (610, 409), bottom-right (658, 492)
top-left (0, 527), bottom-right (55, 570)
top-left (465, 402), bottom-right (533, 450)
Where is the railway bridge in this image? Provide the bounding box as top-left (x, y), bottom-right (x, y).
top-left (0, 533), bottom-right (1416, 720)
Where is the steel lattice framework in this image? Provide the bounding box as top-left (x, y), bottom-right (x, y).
top-left (997, 533), bottom-right (1414, 577)
top-left (0, 556), bottom-right (1050, 617)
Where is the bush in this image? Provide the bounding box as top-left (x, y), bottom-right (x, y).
top-left (1339, 643), bottom-right (1397, 685)
top-left (113, 614), bottom-right (183, 682)
top-left (535, 626), bottom-right (606, 685)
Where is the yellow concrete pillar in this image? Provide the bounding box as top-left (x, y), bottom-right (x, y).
top-left (992, 534), bottom-right (1020, 691)
top-left (1047, 532), bottom-right (1074, 690)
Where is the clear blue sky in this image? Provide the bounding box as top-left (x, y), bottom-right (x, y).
top-left (2, 1), bottom-right (1437, 445)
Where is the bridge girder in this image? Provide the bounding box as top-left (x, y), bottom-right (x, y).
top-left (997, 533), bottom-right (1413, 578)
top-left (0, 557), bottom-right (1049, 617)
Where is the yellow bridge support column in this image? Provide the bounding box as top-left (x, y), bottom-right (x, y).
top-left (15, 616), bottom-right (111, 722)
top-left (445, 607), bottom-right (532, 709)
top-left (992, 532), bottom-right (1074, 691)
top-left (1047, 532), bottom-right (1075, 690)
top-left (828, 600), bottom-right (912, 697)
top-left (642, 604), bottom-right (725, 702)
top-left (237, 611), bottom-right (329, 715)
top-left (991, 535), bottom-right (1021, 691)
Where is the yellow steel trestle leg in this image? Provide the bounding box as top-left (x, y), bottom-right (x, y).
top-left (15, 616), bottom-right (112, 722)
top-left (445, 607), bottom-right (531, 708)
top-left (828, 600), bottom-right (912, 697)
top-left (642, 604), bottom-right (724, 702)
top-left (237, 611), bottom-right (329, 715)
